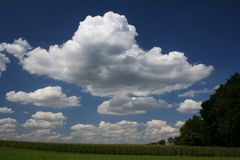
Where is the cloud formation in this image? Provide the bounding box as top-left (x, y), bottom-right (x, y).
top-left (19, 129), bottom-right (62, 141)
top-left (6, 86), bottom-right (80, 108)
top-left (144, 120), bottom-right (179, 142)
top-left (178, 88), bottom-right (211, 98)
top-left (175, 120), bottom-right (185, 128)
top-left (177, 99), bottom-right (202, 113)
top-left (0, 107), bottom-right (14, 114)
top-left (23, 111), bottom-right (66, 129)
top-left (98, 95), bottom-right (171, 115)
top-left (70, 119), bottom-right (179, 143)
top-left (178, 85), bottom-right (220, 98)
top-left (0, 118), bottom-right (18, 140)
top-left (0, 38), bottom-right (32, 60)
top-left (2, 11), bottom-right (213, 97)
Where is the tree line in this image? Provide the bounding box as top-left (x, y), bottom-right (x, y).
top-left (154, 73), bottom-right (240, 147)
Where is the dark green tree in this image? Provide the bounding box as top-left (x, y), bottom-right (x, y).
top-left (200, 73), bottom-right (240, 146)
top-left (178, 116), bottom-right (207, 146)
top-left (157, 139), bottom-right (166, 145)
top-left (167, 137), bottom-right (174, 145)
top-left (177, 73), bottom-right (240, 147)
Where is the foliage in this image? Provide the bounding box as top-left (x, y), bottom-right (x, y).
top-left (158, 140), bottom-right (166, 145)
top-left (149, 139), bottom-right (166, 145)
top-left (178, 116), bottom-right (206, 146)
top-left (167, 137), bottom-right (174, 145)
top-left (177, 73), bottom-right (240, 147)
top-left (200, 73), bottom-right (240, 147)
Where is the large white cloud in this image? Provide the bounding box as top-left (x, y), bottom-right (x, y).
top-left (98, 95), bottom-right (171, 115)
top-left (2, 11), bottom-right (213, 97)
top-left (0, 118), bottom-right (18, 139)
top-left (0, 107), bottom-right (14, 114)
top-left (70, 119), bottom-right (179, 144)
top-left (6, 86), bottom-right (80, 108)
top-left (23, 111), bottom-right (66, 129)
top-left (177, 99), bottom-right (202, 113)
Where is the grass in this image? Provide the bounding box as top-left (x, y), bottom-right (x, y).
top-left (1, 147), bottom-right (240, 160)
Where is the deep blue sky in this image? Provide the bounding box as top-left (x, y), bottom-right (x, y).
top-left (0, 0), bottom-right (240, 143)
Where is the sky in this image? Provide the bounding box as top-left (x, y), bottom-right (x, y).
top-left (0, 0), bottom-right (240, 143)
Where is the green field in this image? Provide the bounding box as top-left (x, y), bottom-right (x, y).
top-left (1, 147), bottom-right (240, 160)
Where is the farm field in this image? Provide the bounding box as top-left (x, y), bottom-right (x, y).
top-left (1, 147), bottom-right (240, 160)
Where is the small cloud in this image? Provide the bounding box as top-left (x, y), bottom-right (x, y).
top-left (178, 88), bottom-right (211, 98)
top-left (0, 53), bottom-right (10, 76)
top-left (177, 99), bottom-right (202, 113)
top-left (178, 85), bottom-right (220, 98)
top-left (6, 86), bottom-right (80, 108)
top-left (98, 95), bottom-right (171, 115)
top-left (23, 111), bottom-right (66, 129)
top-left (0, 117), bottom-right (18, 139)
top-left (175, 120), bottom-right (185, 128)
top-left (213, 85), bottom-right (220, 90)
top-left (0, 107), bottom-right (14, 114)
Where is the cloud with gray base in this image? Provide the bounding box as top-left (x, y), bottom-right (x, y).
top-left (0, 107), bottom-right (14, 114)
top-left (178, 85), bottom-right (220, 98)
top-left (23, 111), bottom-right (66, 129)
top-left (6, 86), bottom-right (80, 108)
top-left (19, 129), bottom-right (62, 142)
top-left (178, 88), bottom-right (211, 98)
top-left (70, 119), bottom-right (179, 144)
top-left (177, 99), bottom-right (202, 113)
top-left (1, 11), bottom-right (213, 98)
top-left (175, 120), bottom-right (185, 128)
top-left (0, 38), bottom-right (32, 60)
top-left (20, 111), bottom-right (67, 141)
top-left (144, 120), bottom-right (179, 142)
top-left (98, 95), bottom-right (171, 115)
top-left (0, 118), bottom-right (18, 140)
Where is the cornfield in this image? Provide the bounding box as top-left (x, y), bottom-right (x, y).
top-left (0, 140), bottom-right (239, 157)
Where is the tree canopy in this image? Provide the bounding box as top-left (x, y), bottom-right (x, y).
top-left (177, 73), bottom-right (240, 147)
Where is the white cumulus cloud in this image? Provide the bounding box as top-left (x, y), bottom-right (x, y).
top-left (0, 107), bottom-right (14, 114)
top-left (144, 120), bottom-right (179, 142)
top-left (70, 119), bottom-right (180, 144)
top-left (0, 118), bottom-right (18, 140)
top-left (0, 38), bottom-right (32, 60)
top-left (23, 111), bottom-right (66, 129)
top-left (177, 99), bottom-right (202, 113)
top-left (19, 129), bottom-right (62, 142)
top-left (6, 86), bottom-right (80, 108)
top-left (71, 124), bottom-right (96, 130)
top-left (175, 120), bottom-right (185, 128)
top-left (2, 11), bottom-right (213, 97)
top-left (98, 95), bottom-right (171, 115)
